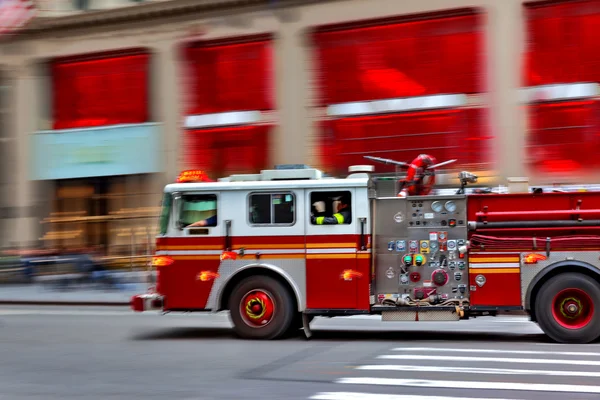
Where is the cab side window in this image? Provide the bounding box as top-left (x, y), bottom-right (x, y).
top-left (249, 192), bottom-right (295, 225)
top-left (310, 191), bottom-right (352, 225)
top-left (179, 194), bottom-right (218, 227)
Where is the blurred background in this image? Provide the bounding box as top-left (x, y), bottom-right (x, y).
top-left (0, 0), bottom-right (597, 282)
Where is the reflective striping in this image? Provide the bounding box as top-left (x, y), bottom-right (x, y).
top-left (390, 347), bottom-right (600, 356)
top-left (469, 268), bottom-right (520, 274)
top-left (250, 254), bottom-right (305, 259)
top-left (357, 364), bottom-right (600, 378)
top-left (469, 258), bottom-right (521, 263)
top-left (172, 255), bottom-right (221, 261)
top-left (171, 254), bottom-right (305, 260)
top-left (166, 249), bottom-right (305, 255)
top-left (159, 250), bottom-right (224, 255)
top-left (307, 243), bottom-right (357, 249)
top-left (467, 263), bottom-right (520, 268)
top-left (233, 249), bottom-right (305, 255)
top-left (235, 244), bottom-right (305, 249)
top-left (378, 354), bottom-right (600, 366)
top-left (307, 254), bottom-right (357, 259)
top-left (307, 248), bottom-right (356, 254)
top-left (336, 377), bottom-right (600, 394)
top-left (156, 245), bottom-right (222, 251)
top-left (160, 248), bottom-right (362, 255)
top-left (310, 393), bottom-right (520, 400)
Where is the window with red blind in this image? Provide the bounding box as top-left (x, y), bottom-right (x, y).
top-left (51, 50), bottom-right (149, 130)
top-left (312, 10), bottom-right (484, 106)
top-left (183, 36), bottom-right (274, 115)
top-left (524, 0), bottom-right (600, 86)
top-left (527, 100), bottom-right (600, 174)
top-left (312, 10), bottom-right (487, 173)
top-left (320, 108), bottom-right (489, 174)
top-left (184, 125), bottom-right (272, 176)
top-left (524, 0), bottom-right (600, 174)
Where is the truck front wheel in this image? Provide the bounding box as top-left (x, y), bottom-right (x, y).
top-left (229, 275), bottom-right (294, 340)
top-left (535, 272), bottom-right (600, 344)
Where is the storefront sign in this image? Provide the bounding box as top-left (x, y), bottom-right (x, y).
top-left (30, 123), bottom-right (162, 180)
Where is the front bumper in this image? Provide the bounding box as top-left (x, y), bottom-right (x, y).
top-left (130, 293), bottom-right (164, 312)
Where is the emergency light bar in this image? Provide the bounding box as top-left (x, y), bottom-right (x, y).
top-left (326, 94), bottom-right (468, 117)
top-left (176, 170), bottom-right (213, 183)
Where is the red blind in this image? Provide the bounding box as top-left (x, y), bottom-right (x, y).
top-left (525, 0), bottom-right (600, 86)
top-left (527, 100), bottom-right (600, 174)
top-left (52, 53), bottom-right (149, 130)
top-left (320, 108), bottom-right (489, 174)
top-left (184, 39), bottom-right (274, 115)
top-left (313, 12), bottom-right (484, 105)
top-left (185, 125), bottom-right (271, 176)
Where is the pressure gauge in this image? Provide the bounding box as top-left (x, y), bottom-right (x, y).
top-left (445, 201), bottom-right (457, 213)
top-left (431, 201), bottom-right (443, 213)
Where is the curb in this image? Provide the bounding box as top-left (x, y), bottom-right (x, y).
top-left (0, 300), bottom-right (130, 306)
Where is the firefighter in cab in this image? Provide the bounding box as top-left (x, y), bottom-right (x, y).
top-left (312, 195), bottom-right (351, 225)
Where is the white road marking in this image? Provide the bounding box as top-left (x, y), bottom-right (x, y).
top-left (337, 377), bottom-right (600, 394)
top-left (0, 309), bottom-right (229, 317)
top-left (391, 347), bottom-right (600, 357)
top-left (486, 317), bottom-right (530, 323)
top-left (310, 393), bottom-right (521, 400)
top-left (357, 364), bottom-right (600, 378)
top-left (378, 354), bottom-right (600, 366)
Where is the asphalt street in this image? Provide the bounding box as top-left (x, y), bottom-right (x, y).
top-left (2, 307), bottom-right (600, 400)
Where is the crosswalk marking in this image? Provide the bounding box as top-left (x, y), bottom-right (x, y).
top-left (391, 347), bottom-right (600, 357)
top-left (357, 364), bottom-right (600, 377)
top-left (378, 354), bottom-right (600, 366)
top-left (336, 377), bottom-right (600, 394)
top-left (310, 393), bottom-right (522, 400)
top-left (306, 341), bottom-right (600, 400)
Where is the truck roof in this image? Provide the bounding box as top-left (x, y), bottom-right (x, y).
top-left (164, 177), bottom-right (370, 193)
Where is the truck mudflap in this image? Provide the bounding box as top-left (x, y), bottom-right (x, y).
top-left (130, 293), bottom-right (163, 312)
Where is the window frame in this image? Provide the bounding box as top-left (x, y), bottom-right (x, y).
top-left (158, 192), bottom-right (172, 236)
top-left (178, 192), bottom-right (219, 229)
top-left (247, 191), bottom-right (296, 227)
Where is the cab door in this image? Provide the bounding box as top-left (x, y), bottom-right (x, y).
top-left (305, 188), bottom-right (360, 309)
top-left (160, 191), bottom-right (224, 310)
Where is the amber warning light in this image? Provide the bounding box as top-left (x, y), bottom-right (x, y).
top-left (341, 270), bottom-right (363, 281)
top-left (176, 170), bottom-right (214, 183)
top-left (152, 256), bottom-right (174, 267)
top-left (523, 253), bottom-right (547, 264)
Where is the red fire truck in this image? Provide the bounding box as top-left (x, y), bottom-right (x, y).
top-left (131, 157), bottom-right (600, 344)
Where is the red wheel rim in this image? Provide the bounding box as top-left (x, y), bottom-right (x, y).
top-left (551, 288), bottom-right (594, 329)
top-left (240, 289), bottom-right (275, 328)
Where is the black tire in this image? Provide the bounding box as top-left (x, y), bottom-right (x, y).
top-left (229, 275), bottom-right (295, 340)
top-left (535, 272), bottom-right (600, 344)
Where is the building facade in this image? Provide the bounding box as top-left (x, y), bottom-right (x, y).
top-left (0, 0), bottom-right (594, 250)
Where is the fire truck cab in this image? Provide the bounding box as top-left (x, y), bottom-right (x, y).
top-left (132, 163), bottom-right (600, 344)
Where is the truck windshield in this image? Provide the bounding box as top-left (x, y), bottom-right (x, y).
top-left (158, 193), bottom-right (172, 235)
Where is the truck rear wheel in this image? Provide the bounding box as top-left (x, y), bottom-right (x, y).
top-left (535, 272), bottom-right (600, 344)
top-left (229, 275), bottom-right (294, 340)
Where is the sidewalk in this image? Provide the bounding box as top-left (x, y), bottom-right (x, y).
top-left (0, 271), bottom-right (153, 306)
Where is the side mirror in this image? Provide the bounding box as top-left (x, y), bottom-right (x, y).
top-left (173, 194), bottom-right (183, 230)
